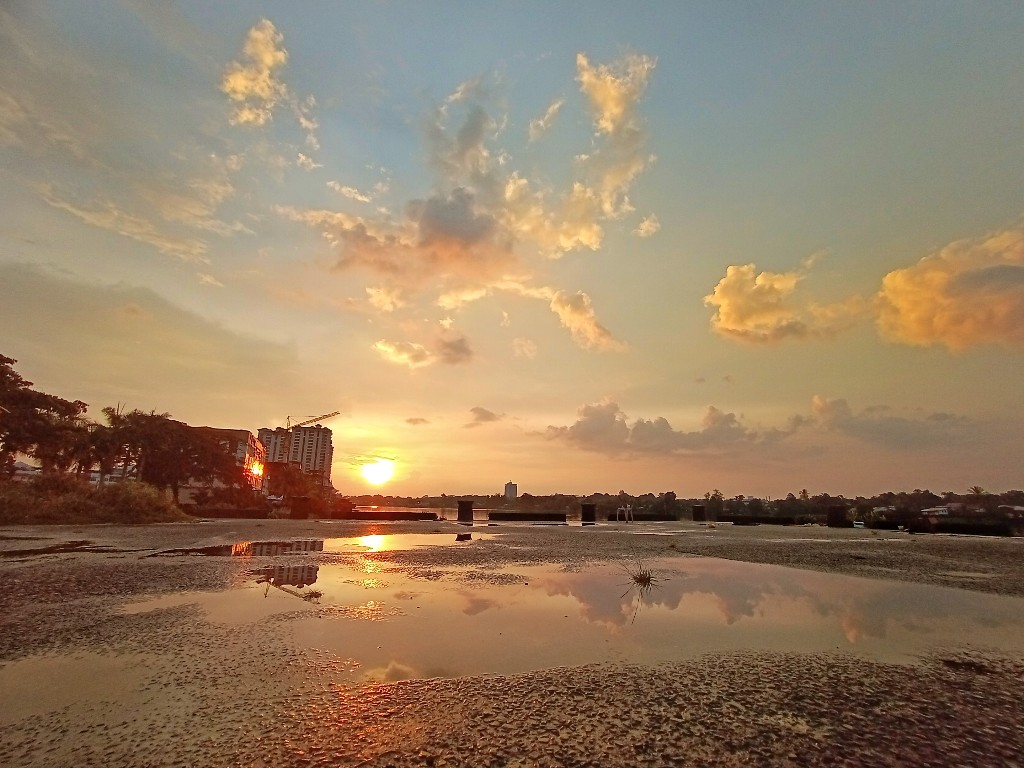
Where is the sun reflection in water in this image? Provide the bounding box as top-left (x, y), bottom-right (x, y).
top-left (352, 578), bottom-right (387, 589)
top-left (358, 535), bottom-right (386, 552)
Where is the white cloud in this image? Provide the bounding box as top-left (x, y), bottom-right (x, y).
top-left (634, 214), bottom-right (660, 238)
top-left (328, 181), bottom-right (372, 203)
top-left (38, 185), bottom-right (209, 262)
top-left (528, 98), bottom-right (564, 142)
top-left (297, 153), bottom-right (322, 170)
top-left (445, 76), bottom-right (485, 107)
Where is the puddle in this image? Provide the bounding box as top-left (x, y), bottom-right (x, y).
top-left (323, 533), bottom-right (496, 552)
top-left (0, 540), bottom-right (125, 557)
top-left (149, 539), bottom-right (326, 557)
top-left (121, 554), bottom-right (1024, 682)
top-left (149, 533), bottom-right (495, 558)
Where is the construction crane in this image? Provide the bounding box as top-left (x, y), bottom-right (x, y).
top-left (285, 411), bottom-right (341, 429)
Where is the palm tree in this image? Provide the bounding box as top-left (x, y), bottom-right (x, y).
top-left (88, 422), bottom-right (123, 485)
top-left (968, 485), bottom-right (988, 512)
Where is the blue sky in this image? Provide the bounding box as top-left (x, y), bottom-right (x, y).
top-left (2, 1), bottom-right (1022, 497)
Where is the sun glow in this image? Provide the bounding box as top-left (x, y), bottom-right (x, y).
top-left (360, 458), bottom-right (395, 485)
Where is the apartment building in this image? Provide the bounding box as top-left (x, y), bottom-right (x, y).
top-left (257, 425), bottom-right (334, 485)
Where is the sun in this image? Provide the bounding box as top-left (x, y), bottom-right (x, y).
top-left (360, 458), bottom-right (396, 486)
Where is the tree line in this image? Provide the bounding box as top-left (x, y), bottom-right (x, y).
top-left (5, 354), bottom-right (1021, 517)
top-left (347, 486), bottom-right (1024, 521)
top-left (1, 355), bottom-right (242, 504)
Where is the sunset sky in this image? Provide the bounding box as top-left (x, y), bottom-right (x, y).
top-left (2, 2), bottom-right (1022, 498)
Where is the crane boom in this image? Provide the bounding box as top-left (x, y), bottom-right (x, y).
top-left (286, 411), bottom-right (341, 429)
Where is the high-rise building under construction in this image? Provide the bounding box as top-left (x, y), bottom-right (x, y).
top-left (258, 425), bottom-right (334, 484)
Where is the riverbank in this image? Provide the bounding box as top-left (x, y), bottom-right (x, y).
top-left (1, 520), bottom-right (1022, 766)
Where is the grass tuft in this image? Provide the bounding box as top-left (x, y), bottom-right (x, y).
top-left (619, 558), bottom-right (663, 623)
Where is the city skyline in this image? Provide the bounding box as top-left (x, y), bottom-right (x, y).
top-left (2, 3), bottom-right (1022, 497)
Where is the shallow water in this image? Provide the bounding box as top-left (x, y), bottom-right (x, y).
top-left (112, 533), bottom-right (1024, 682)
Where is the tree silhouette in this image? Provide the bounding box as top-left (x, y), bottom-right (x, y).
top-left (0, 355), bottom-right (87, 477)
top-left (136, 417), bottom-right (234, 504)
top-left (968, 485), bottom-right (990, 512)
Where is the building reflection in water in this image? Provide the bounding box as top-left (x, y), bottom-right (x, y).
top-left (237, 539), bottom-right (324, 557)
top-left (254, 564), bottom-right (320, 588)
top-left (151, 539), bottom-right (325, 558)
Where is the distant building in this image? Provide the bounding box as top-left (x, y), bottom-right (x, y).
top-left (257, 424), bottom-right (334, 486)
top-left (193, 427), bottom-right (266, 492)
top-left (176, 427), bottom-right (266, 506)
top-left (259, 427), bottom-right (292, 464)
top-left (504, 481), bottom-right (517, 501)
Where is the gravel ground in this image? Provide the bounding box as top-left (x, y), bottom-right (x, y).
top-left (1, 519), bottom-right (1022, 767)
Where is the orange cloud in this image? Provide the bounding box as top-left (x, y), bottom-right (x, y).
top-left (576, 53), bottom-right (655, 136)
top-left (549, 290), bottom-right (623, 351)
top-left (372, 333), bottom-right (473, 369)
top-left (575, 52), bottom-right (656, 218)
top-left (372, 340), bottom-right (432, 369)
top-left (277, 53), bottom-right (655, 352)
top-left (221, 19), bottom-right (289, 127)
top-left (876, 227), bottom-right (1024, 350)
top-left (705, 261), bottom-right (863, 343)
top-left (221, 19), bottom-right (319, 148)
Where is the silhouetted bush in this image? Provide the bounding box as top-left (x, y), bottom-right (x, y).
top-left (0, 476), bottom-right (191, 524)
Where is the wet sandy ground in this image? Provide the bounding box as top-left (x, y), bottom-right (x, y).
top-left (1, 519), bottom-right (1023, 766)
